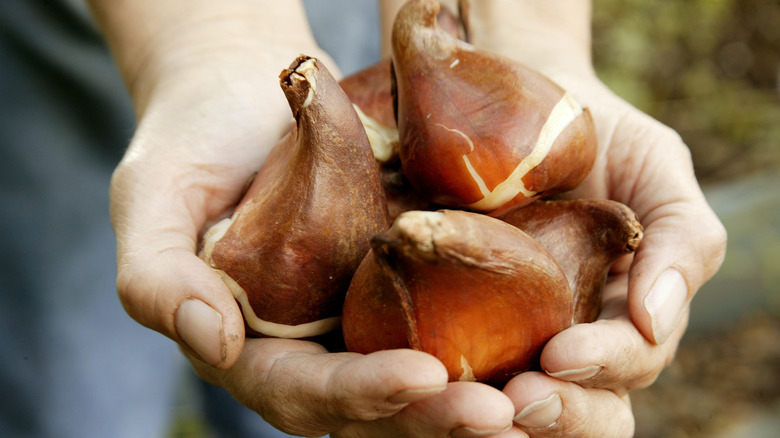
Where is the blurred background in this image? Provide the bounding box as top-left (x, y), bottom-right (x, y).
top-left (591, 0), bottom-right (780, 436)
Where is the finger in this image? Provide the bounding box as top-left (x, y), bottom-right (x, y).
top-left (539, 274), bottom-right (688, 392)
top-left (191, 340), bottom-right (451, 437)
top-left (111, 157), bottom-right (247, 369)
top-left (505, 372), bottom-right (634, 438)
top-left (335, 381), bottom-right (518, 438)
top-left (628, 193), bottom-right (725, 344)
top-left (117, 245), bottom-right (245, 369)
top-left (605, 116), bottom-right (727, 345)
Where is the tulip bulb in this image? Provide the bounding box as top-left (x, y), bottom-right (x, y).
top-left (200, 56), bottom-right (389, 338)
top-left (341, 62), bottom-right (439, 221)
top-left (391, 0), bottom-right (597, 214)
top-left (499, 199), bottom-right (643, 323)
top-left (342, 209), bottom-right (572, 386)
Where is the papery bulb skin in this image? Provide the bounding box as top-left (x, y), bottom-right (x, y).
top-left (342, 209), bottom-right (572, 386)
top-left (340, 62), bottom-right (438, 221)
top-left (378, 158), bottom-right (441, 222)
top-left (340, 59), bottom-right (399, 163)
top-left (338, 4), bottom-right (465, 164)
top-left (391, 0), bottom-right (597, 214)
top-left (498, 199), bottom-right (643, 323)
top-left (200, 56), bottom-right (390, 339)
top-left (338, 4), bottom-right (471, 220)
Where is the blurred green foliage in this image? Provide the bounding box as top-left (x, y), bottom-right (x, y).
top-left (592, 0), bottom-right (780, 184)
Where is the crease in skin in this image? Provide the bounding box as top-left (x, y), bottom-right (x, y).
top-left (468, 92), bottom-right (583, 211)
top-left (200, 218), bottom-right (341, 338)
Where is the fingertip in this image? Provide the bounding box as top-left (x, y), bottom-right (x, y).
top-left (629, 267), bottom-right (688, 345)
top-left (342, 349), bottom-right (450, 402)
top-left (505, 372), bottom-right (635, 436)
top-left (626, 193), bottom-right (727, 345)
top-left (504, 371), bottom-right (560, 402)
top-left (625, 227), bottom-right (690, 345)
top-left (175, 296), bottom-right (245, 369)
top-left (539, 323), bottom-right (607, 381)
top-left (439, 382), bottom-right (516, 436)
top-left (513, 393), bottom-right (562, 429)
top-left (173, 254), bottom-right (246, 368)
top-left (504, 372), bottom-right (565, 429)
top-left (175, 298), bottom-right (226, 366)
top-left (118, 246), bottom-right (245, 367)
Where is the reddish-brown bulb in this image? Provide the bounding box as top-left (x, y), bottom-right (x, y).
top-left (200, 56), bottom-right (389, 339)
top-left (342, 209), bottom-right (572, 386)
top-left (391, 0), bottom-right (597, 214)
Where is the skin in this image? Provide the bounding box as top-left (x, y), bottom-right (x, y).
top-left (95, 0), bottom-right (727, 437)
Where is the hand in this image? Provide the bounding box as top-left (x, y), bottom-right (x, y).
top-left (503, 75), bottom-right (725, 437)
top-left (190, 340), bottom-right (528, 437)
top-left (458, 1), bottom-right (727, 436)
top-left (98, 0), bottom-right (334, 368)
top-left (102, 2), bottom-right (525, 436)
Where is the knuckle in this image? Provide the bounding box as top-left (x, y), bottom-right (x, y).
top-left (114, 265), bottom-right (142, 317)
top-left (259, 383), bottom-right (332, 437)
top-left (688, 208), bottom-right (728, 285)
top-left (610, 399), bottom-right (636, 438)
top-left (704, 218), bottom-right (728, 268)
top-left (578, 391), bottom-right (634, 438)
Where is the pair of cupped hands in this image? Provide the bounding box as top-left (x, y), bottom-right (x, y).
top-left (106, 3), bottom-right (726, 437)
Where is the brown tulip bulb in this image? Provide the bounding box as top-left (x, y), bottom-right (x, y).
top-left (377, 159), bottom-right (441, 222)
top-left (341, 62), bottom-right (438, 221)
top-left (391, 0), bottom-right (597, 214)
top-left (338, 5), bottom-right (470, 221)
top-left (199, 55), bottom-right (390, 338)
top-left (498, 199), bottom-right (643, 324)
top-left (342, 209), bottom-right (572, 386)
top-left (339, 0), bottom-right (465, 164)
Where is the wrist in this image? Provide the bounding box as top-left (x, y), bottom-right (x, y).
top-left (88, 0), bottom-right (327, 117)
top-left (466, 0), bottom-right (594, 79)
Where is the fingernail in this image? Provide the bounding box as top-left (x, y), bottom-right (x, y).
top-left (513, 393), bottom-right (562, 429)
top-left (175, 299), bottom-right (225, 367)
top-left (450, 424), bottom-right (512, 438)
top-left (643, 268), bottom-right (688, 344)
top-left (547, 365), bottom-right (603, 381)
top-left (387, 386), bottom-right (447, 404)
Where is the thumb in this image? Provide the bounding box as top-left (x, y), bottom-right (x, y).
top-left (624, 133), bottom-right (727, 345)
top-left (110, 155), bottom-right (246, 369)
top-left (116, 246), bottom-right (246, 369)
